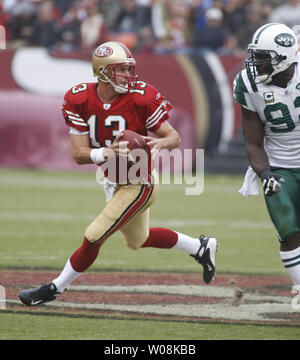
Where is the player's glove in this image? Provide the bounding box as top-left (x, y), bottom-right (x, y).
top-left (259, 169), bottom-right (285, 196)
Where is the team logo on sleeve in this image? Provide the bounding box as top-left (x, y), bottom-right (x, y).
top-left (95, 46), bottom-right (113, 57)
top-left (263, 91), bottom-right (275, 104)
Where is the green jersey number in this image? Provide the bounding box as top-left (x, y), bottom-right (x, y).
top-left (264, 96), bottom-right (300, 133)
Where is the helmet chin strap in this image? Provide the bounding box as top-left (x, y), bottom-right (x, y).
top-left (265, 76), bottom-right (273, 84)
top-left (260, 57), bottom-right (292, 84)
top-left (263, 74), bottom-right (273, 84)
top-left (258, 65), bottom-right (289, 84)
top-left (99, 69), bottom-right (129, 94)
top-left (254, 73), bottom-right (272, 84)
top-left (113, 83), bottom-right (129, 94)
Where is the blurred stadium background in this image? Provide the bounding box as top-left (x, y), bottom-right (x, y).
top-left (1, 0), bottom-right (300, 173)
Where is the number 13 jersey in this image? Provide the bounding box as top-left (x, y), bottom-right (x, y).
top-left (62, 81), bottom-right (172, 148)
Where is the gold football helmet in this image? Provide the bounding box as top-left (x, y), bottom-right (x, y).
top-left (92, 41), bottom-right (137, 93)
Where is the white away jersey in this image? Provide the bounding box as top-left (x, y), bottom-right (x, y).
top-left (233, 61), bottom-right (300, 168)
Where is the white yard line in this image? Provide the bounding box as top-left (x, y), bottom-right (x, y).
top-left (68, 284), bottom-right (290, 304)
top-left (5, 281), bottom-right (296, 322)
top-left (0, 211), bottom-right (272, 229)
top-left (0, 211), bottom-right (94, 221)
top-left (6, 298), bottom-right (295, 322)
top-left (0, 175), bottom-right (242, 193)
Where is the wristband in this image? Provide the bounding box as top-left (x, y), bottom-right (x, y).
top-left (259, 169), bottom-right (272, 181)
top-left (90, 148), bottom-right (105, 164)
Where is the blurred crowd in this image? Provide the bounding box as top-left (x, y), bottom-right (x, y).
top-left (1, 0), bottom-right (300, 56)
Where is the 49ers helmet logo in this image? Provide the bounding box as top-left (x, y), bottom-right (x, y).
top-left (95, 46), bottom-right (113, 57)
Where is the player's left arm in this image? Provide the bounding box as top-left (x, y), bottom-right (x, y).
top-left (241, 106), bottom-right (269, 174)
top-left (241, 106), bottom-right (284, 196)
top-left (144, 121), bottom-right (181, 151)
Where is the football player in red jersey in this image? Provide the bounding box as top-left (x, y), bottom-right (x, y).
top-left (18, 42), bottom-right (218, 306)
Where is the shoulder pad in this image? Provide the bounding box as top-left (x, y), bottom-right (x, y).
top-left (131, 81), bottom-right (159, 106)
top-left (65, 83), bottom-right (90, 105)
top-left (233, 70), bottom-right (256, 110)
top-left (241, 69), bottom-right (258, 93)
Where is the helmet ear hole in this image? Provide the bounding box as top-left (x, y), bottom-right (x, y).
top-left (98, 67), bottom-right (109, 83)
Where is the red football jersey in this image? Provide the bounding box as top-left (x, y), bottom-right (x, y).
top-left (61, 80), bottom-right (172, 148)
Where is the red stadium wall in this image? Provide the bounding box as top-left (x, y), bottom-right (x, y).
top-left (0, 48), bottom-right (244, 171)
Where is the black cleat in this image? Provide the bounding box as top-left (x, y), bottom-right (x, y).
top-left (19, 282), bottom-right (61, 306)
top-left (190, 235), bottom-right (217, 284)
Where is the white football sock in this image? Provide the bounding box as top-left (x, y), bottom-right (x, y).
top-left (173, 232), bottom-right (200, 255)
top-left (52, 259), bottom-right (81, 293)
top-left (280, 246), bottom-right (300, 285)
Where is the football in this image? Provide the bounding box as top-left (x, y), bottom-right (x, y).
top-left (105, 129), bottom-right (153, 184)
top-left (119, 130), bottom-right (148, 151)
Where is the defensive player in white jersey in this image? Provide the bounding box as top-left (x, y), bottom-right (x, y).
top-left (233, 23), bottom-right (300, 286)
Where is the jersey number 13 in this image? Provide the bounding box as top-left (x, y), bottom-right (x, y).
top-left (87, 115), bottom-right (127, 147)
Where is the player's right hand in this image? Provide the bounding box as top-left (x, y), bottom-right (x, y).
top-left (260, 169), bottom-right (285, 196)
top-left (106, 134), bottom-right (129, 158)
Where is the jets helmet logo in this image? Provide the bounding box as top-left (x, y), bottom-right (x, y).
top-left (274, 33), bottom-right (296, 47)
top-left (95, 46), bottom-right (113, 57)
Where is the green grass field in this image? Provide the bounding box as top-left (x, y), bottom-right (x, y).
top-left (0, 168), bottom-right (297, 341)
